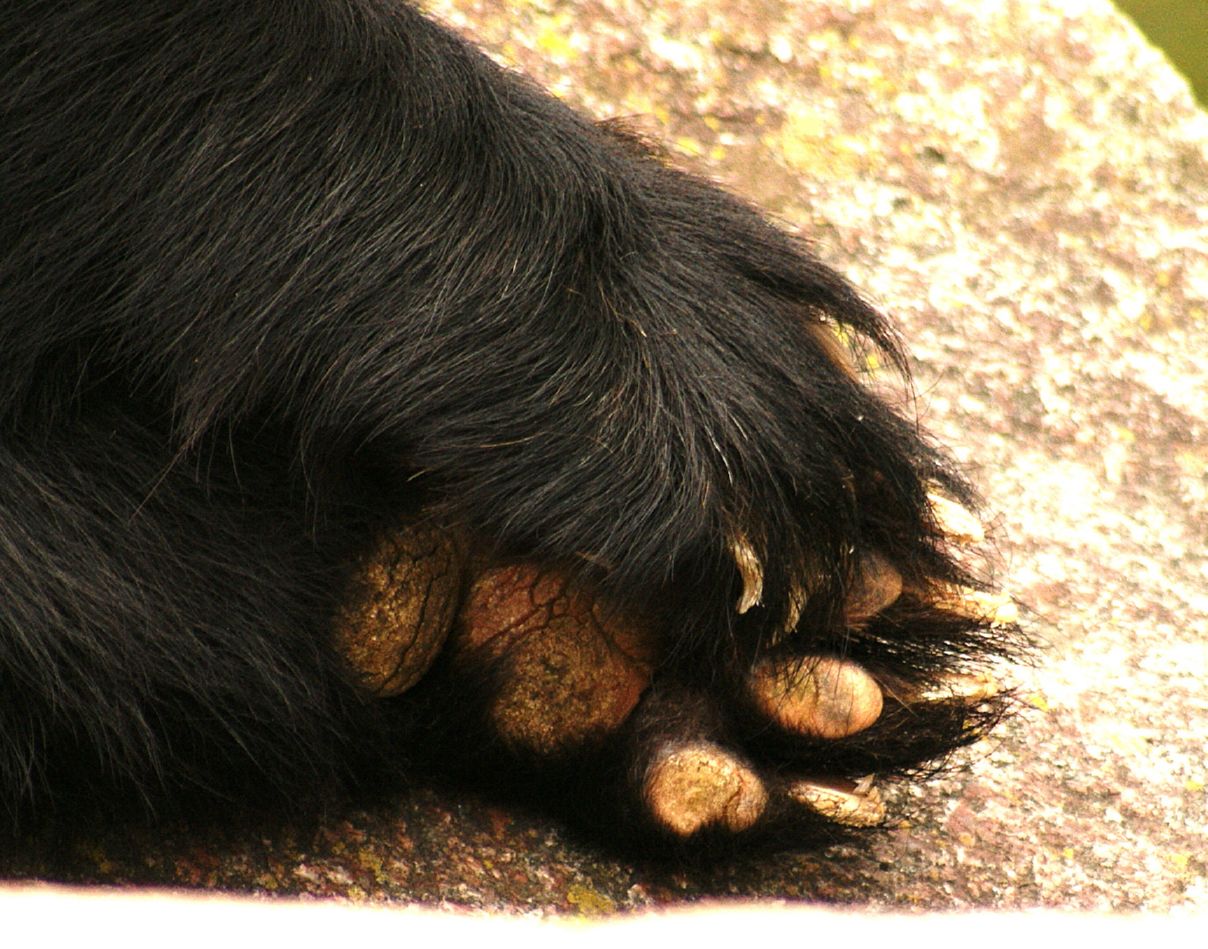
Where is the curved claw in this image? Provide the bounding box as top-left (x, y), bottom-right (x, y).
top-left (771, 582), bottom-right (809, 642)
top-left (936, 586), bottom-right (1019, 627)
top-left (927, 491), bottom-right (985, 543)
top-left (788, 778), bottom-right (886, 827)
top-left (911, 671), bottom-right (1002, 704)
top-left (731, 534), bottom-right (764, 614)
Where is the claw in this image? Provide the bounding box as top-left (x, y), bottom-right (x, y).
top-left (927, 491), bottom-right (985, 543)
top-left (729, 532), bottom-right (807, 637)
top-left (807, 319), bottom-right (859, 379)
top-left (913, 671), bottom-right (1002, 704)
top-left (789, 778), bottom-right (886, 827)
top-left (731, 534), bottom-right (764, 614)
top-left (781, 582), bottom-right (808, 638)
top-left (936, 586), bottom-right (1019, 626)
top-left (749, 655), bottom-right (883, 739)
top-left (644, 743), bottom-right (768, 837)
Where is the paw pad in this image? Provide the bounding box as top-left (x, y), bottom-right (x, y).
top-left (748, 655), bottom-right (884, 739)
top-left (452, 565), bottom-right (656, 755)
top-left (334, 521), bottom-right (463, 697)
top-left (644, 743), bottom-right (768, 837)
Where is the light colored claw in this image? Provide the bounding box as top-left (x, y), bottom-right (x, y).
top-left (789, 779), bottom-right (886, 827)
top-left (749, 655), bottom-right (884, 739)
top-left (927, 491), bottom-right (985, 544)
top-left (914, 672), bottom-right (1002, 704)
top-left (728, 529), bottom-right (804, 636)
top-left (731, 534), bottom-right (764, 614)
top-left (937, 586), bottom-right (1019, 626)
top-left (782, 583), bottom-right (808, 636)
top-left (852, 774), bottom-right (876, 795)
top-left (807, 319), bottom-right (860, 379)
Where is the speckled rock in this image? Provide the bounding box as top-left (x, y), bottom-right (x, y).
top-left (3, 0), bottom-right (1205, 914)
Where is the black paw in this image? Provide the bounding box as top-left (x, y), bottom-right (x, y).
top-left (0, 0), bottom-right (1027, 850)
top-left (337, 464), bottom-right (1021, 849)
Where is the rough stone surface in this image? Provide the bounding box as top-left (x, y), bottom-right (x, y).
top-left (3, 0), bottom-right (1205, 914)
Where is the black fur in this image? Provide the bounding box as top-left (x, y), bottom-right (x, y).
top-left (0, 0), bottom-right (1019, 848)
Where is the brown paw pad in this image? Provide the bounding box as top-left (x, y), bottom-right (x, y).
top-left (453, 565), bottom-right (655, 755)
top-left (749, 655), bottom-right (883, 739)
top-left (334, 519), bottom-right (464, 697)
top-left (644, 742), bottom-right (768, 837)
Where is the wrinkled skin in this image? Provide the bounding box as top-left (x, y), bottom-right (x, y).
top-left (338, 495), bottom-right (1018, 844)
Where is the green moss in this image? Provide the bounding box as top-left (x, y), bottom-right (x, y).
top-left (1116, 1), bottom-right (1208, 106)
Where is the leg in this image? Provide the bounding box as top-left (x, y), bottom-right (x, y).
top-left (0, 406), bottom-right (387, 825)
top-left (0, 0), bottom-right (1025, 849)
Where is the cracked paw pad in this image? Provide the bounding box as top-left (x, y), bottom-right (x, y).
top-left (453, 565), bottom-right (655, 755)
top-left (644, 743), bottom-right (769, 837)
top-left (334, 521), bottom-right (463, 697)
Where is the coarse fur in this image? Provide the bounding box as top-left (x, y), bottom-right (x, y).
top-left (0, 0), bottom-right (1020, 852)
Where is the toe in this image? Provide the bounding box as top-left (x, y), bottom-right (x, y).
top-left (748, 655), bottom-right (883, 739)
top-left (644, 742), bottom-right (768, 836)
top-left (845, 550), bottom-right (903, 624)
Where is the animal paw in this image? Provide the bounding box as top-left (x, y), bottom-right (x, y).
top-left (334, 490), bottom-right (1020, 847)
